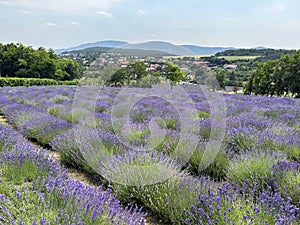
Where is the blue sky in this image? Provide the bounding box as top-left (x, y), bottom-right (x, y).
top-left (0, 0), bottom-right (300, 49)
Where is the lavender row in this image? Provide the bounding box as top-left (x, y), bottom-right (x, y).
top-left (0, 96), bottom-right (72, 146)
top-left (0, 124), bottom-right (146, 224)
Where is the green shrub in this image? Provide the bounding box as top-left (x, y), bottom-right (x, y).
top-left (284, 145), bottom-right (300, 162)
top-left (279, 170), bottom-right (300, 205)
top-left (125, 128), bottom-right (150, 146)
top-left (50, 95), bottom-right (70, 103)
top-left (189, 145), bottom-right (229, 180)
top-left (58, 79), bottom-right (79, 85)
top-left (198, 110), bottom-right (210, 118)
top-left (0, 77), bottom-right (78, 87)
top-left (226, 150), bottom-right (286, 190)
top-left (158, 117), bottom-right (178, 130)
top-left (271, 161), bottom-right (300, 206)
top-left (47, 105), bottom-right (64, 117)
top-left (0, 160), bottom-right (48, 185)
top-left (113, 171), bottom-right (213, 225)
top-left (0, 140), bottom-right (4, 152)
top-left (130, 111), bottom-right (149, 123)
top-left (99, 151), bottom-right (181, 188)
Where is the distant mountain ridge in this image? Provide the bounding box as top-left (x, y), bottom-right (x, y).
top-left (55, 40), bottom-right (127, 54)
top-left (54, 40), bottom-right (257, 56)
top-left (181, 45), bottom-right (236, 55)
top-left (121, 41), bottom-right (195, 56)
top-left (61, 46), bottom-right (175, 58)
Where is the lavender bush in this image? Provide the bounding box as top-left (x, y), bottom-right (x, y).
top-left (226, 150), bottom-right (287, 190)
top-left (270, 161), bottom-right (300, 206)
top-left (50, 127), bottom-right (125, 174)
top-left (188, 143), bottom-right (229, 180)
top-left (185, 182), bottom-right (299, 225)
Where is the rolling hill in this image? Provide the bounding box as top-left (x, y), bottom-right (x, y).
top-left (181, 45), bottom-right (235, 55)
top-left (120, 41), bottom-right (194, 56)
top-left (61, 46), bottom-right (175, 58)
top-left (55, 40), bottom-right (127, 54)
top-left (55, 40), bottom-right (236, 56)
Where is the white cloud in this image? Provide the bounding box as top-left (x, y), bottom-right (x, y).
top-left (17, 10), bottom-right (32, 14)
top-left (136, 9), bottom-right (146, 15)
top-left (41, 22), bottom-right (59, 28)
top-left (7, 0), bottom-right (122, 15)
top-left (254, 2), bottom-right (286, 14)
top-left (151, 34), bottom-right (157, 37)
top-left (97, 11), bottom-right (113, 18)
top-left (63, 20), bottom-right (81, 26)
top-left (69, 21), bottom-right (80, 26)
top-left (0, 1), bottom-right (10, 6)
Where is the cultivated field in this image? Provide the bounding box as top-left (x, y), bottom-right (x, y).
top-left (217, 55), bottom-right (260, 61)
top-left (163, 55), bottom-right (260, 61)
top-left (0, 85), bottom-right (299, 225)
top-left (163, 55), bottom-right (213, 59)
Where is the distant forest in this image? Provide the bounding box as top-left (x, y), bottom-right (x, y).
top-left (192, 48), bottom-right (298, 89)
top-left (216, 48), bottom-right (297, 61)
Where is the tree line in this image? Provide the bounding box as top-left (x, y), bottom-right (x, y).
top-left (0, 43), bottom-right (82, 80)
top-left (216, 48), bottom-right (296, 61)
top-left (107, 61), bottom-right (184, 87)
top-left (244, 51), bottom-right (300, 97)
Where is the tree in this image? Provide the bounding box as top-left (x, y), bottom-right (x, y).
top-left (214, 69), bottom-right (226, 90)
top-left (205, 71), bottom-right (219, 91)
top-left (0, 42), bottom-right (82, 81)
top-left (96, 66), bottom-right (119, 85)
top-left (127, 61), bottom-right (147, 80)
top-left (107, 61), bottom-right (148, 86)
top-left (244, 50), bottom-right (300, 97)
top-left (284, 51), bottom-right (300, 97)
top-left (56, 58), bottom-right (81, 80)
top-left (194, 69), bottom-right (207, 84)
top-left (109, 67), bottom-right (129, 86)
top-left (32, 47), bottom-right (57, 79)
top-left (0, 43), bottom-right (20, 77)
top-left (163, 62), bottom-right (185, 87)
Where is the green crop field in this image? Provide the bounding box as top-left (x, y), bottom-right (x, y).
top-left (163, 54), bottom-right (213, 59)
top-left (217, 55), bottom-right (260, 60)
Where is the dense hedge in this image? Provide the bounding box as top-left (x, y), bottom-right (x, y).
top-left (0, 77), bottom-right (79, 87)
top-left (57, 79), bottom-right (80, 85)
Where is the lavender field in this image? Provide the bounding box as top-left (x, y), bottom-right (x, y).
top-left (0, 85), bottom-right (299, 225)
